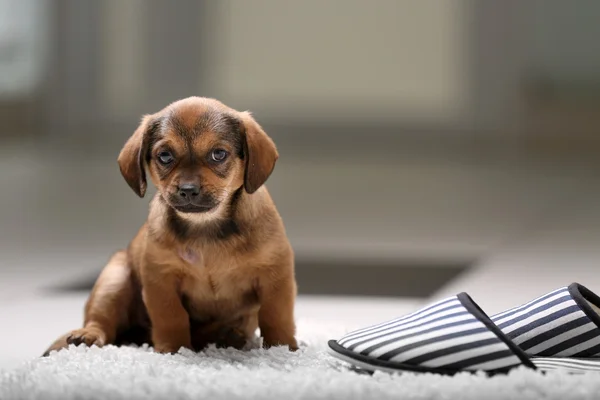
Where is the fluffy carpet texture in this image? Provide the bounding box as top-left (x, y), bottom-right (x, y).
top-left (2, 320), bottom-right (600, 400)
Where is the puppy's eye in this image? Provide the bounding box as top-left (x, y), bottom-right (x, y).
top-left (157, 151), bottom-right (174, 165)
top-left (211, 149), bottom-right (228, 162)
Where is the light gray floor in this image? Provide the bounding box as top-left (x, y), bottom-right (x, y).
top-left (1, 140), bottom-right (600, 370)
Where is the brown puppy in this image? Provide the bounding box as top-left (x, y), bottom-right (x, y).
top-left (44, 97), bottom-right (298, 355)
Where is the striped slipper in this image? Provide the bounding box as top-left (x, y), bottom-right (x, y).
top-left (328, 290), bottom-right (600, 375)
top-left (327, 293), bottom-right (535, 375)
top-left (492, 282), bottom-right (600, 358)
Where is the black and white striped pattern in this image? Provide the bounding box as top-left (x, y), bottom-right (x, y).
top-left (533, 358), bottom-right (600, 374)
top-left (492, 286), bottom-right (600, 358)
top-left (333, 295), bottom-right (523, 373)
top-left (330, 351), bottom-right (600, 375)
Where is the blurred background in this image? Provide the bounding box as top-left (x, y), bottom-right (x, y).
top-left (1, 0), bottom-right (600, 369)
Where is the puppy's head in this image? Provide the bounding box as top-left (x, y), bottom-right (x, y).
top-left (117, 97), bottom-right (278, 215)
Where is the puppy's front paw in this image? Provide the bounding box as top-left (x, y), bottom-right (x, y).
top-left (264, 336), bottom-right (298, 352)
top-left (153, 342), bottom-right (184, 354)
top-left (66, 327), bottom-right (107, 347)
top-left (286, 340), bottom-right (299, 352)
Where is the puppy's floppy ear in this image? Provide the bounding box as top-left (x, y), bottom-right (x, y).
top-left (117, 115), bottom-right (158, 197)
top-left (240, 111), bottom-right (279, 194)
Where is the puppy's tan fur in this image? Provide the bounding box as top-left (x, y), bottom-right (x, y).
top-left (44, 97), bottom-right (298, 355)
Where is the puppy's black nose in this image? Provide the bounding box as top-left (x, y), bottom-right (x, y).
top-left (178, 184), bottom-right (200, 198)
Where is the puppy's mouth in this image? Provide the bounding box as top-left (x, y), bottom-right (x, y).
top-left (173, 204), bottom-right (216, 214)
top-left (165, 192), bottom-right (219, 214)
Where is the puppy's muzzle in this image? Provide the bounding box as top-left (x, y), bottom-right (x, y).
top-left (170, 184), bottom-right (217, 213)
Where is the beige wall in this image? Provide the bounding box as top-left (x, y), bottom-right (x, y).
top-left (100, 0), bottom-right (147, 120)
top-left (208, 0), bottom-right (469, 124)
top-left (98, 0), bottom-right (470, 125)
top-left (73, 1), bottom-right (600, 138)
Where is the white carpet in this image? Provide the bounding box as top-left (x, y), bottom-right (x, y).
top-left (2, 319), bottom-right (600, 400)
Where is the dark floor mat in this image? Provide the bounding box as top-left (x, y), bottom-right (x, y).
top-left (43, 258), bottom-right (471, 298)
top-left (294, 258), bottom-right (470, 297)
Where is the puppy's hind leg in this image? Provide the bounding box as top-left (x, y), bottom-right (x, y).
top-left (43, 250), bottom-right (134, 356)
top-left (42, 332), bottom-right (72, 357)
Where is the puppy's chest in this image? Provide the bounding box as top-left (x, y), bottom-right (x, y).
top-left (179, 252), bottom-right (259, 319)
